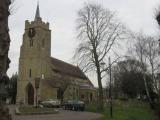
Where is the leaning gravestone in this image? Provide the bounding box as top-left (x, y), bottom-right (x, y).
top-left (0, 0), bottom-right (12, 120)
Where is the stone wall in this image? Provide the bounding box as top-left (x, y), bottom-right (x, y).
top-left (16, 18), bottom-right (52, 105)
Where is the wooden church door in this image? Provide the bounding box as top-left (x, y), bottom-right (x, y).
top-left (27, 83), bottom-right (34, 105)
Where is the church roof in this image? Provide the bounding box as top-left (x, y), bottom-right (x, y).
top-left (34, 2), bottom-right (41, 21)
top-left (42, 77), bottom-right (95, 89)
top-left (51, 57), bottom-right (88, 79)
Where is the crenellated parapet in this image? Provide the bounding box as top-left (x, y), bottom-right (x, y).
top-left (25, 20), bottom-right (50, 30)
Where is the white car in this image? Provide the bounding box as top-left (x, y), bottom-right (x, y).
top-left (46, 99), bottom-right (61, 108)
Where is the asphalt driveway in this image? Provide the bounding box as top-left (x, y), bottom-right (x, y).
top-left (9, 105), bottom-right (103, 120)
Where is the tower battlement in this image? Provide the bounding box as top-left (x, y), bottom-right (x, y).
top-left (25, 3), bottom-right (50, 30)
top-left (25, 20), bottom-right (49, 30)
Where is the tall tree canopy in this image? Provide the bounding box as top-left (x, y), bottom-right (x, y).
top-left (127, 32), bottom-right (159, 108)
top-left (74, 3), bottom-right (127, 109)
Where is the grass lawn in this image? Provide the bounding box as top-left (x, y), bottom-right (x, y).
top-left (86, 100), bottom-right (155, 120)
top-left (18, 106), bottom-right (58, 115)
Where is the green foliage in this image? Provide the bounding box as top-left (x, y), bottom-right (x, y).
top-left (118, 97), bottom-right (128, 101)
top-left (8, 73), bottom-right (18, 104)
top-left (112, 59), bottom-right (153, 98)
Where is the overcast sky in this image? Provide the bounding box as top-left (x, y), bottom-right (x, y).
top-left (8, 0), bottom-right (160, 86)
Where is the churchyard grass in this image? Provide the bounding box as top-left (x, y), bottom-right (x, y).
top-left (86, 100), bottom-right (154, 120)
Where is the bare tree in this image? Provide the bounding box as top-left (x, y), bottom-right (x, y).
top-left (129, 33), bottom-right (156, 108)
top-left (144, 37), bottom-right (159, 93)
top-left (74, 3), bottom-right (127, 110)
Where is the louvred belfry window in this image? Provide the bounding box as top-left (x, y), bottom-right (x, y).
top-left (29, 69), bottom-right (32, 78)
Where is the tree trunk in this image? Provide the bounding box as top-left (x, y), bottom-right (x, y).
top-left (93, 50), bottom-right (104, 110)
top-left (151, 63), bottom-right (158, 93)
top-left (0, 0), bottom-right (12, 119)
top-left (140, 49), bottom-right (153, 109)
top-left (143, 73), bottom-right (154, 109)
top-left (97, 72), bottom-right (104, 110)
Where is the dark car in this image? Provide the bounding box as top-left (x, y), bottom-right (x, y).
top-left (64, 100), bottom-right (85, 111)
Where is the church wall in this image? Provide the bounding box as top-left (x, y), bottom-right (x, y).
top-left (56, 73), bottom-right (97, 103)
top-left (40, 83), bottom-right (58, 101)
top-left (79, 89), bottom-right (97, 104)
top-left (66, 75), bottom-right (97, 103)
top-left (63, 84), bottom-right (97, 103)
top-left (63, 85), bottom-right (80, 100)
top-left (16, 80), bottom-right (36, 104)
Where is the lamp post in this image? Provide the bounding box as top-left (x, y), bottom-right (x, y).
top-left (101, 56), bottom-right (128, 117)
top-left (108, 57), bottom-right (113, 118)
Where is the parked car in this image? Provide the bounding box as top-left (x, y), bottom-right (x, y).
top-left (40, 99), bottom-right (61, 108)
top-left (39, 101), bottom-right (53, 108)
top-left (64, 100), bottom-right (85, 111)
top-left (49, 99), bottom-right (61, 107)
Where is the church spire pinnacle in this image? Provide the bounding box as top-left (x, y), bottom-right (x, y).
top-left (34, 1), bottom-right (42, 21)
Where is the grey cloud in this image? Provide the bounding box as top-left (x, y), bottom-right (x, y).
top-left (8, 0), bottom-right (160, 87)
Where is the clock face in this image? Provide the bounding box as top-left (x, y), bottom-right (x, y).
top-left (28, 28), bottom-right (36, 38)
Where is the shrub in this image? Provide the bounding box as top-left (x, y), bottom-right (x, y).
top-left (118, 97), bottom-right (128, 101)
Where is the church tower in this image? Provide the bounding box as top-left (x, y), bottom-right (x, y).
top-left (16, 4), bottom-right (52, 105)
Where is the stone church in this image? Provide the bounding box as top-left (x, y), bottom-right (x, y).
top-left (16, 5), bottom-right (96, 105)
